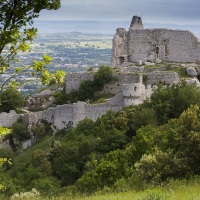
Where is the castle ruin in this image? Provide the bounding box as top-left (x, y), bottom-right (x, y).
top-left (3, 15), bottom-right (198, 149)
top-left (112, 16), bottom-right (200, 66)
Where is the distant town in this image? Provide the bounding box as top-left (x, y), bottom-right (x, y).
top-left (0, 32), bottom-right (112, 95)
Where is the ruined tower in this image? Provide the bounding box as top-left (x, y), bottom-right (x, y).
top-left (130, 16), bottom-right (144, 30)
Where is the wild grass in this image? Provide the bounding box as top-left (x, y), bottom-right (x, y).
top-left (5, 177), bottom-right (198, 200)
top-left (56, 178), bottom-right (200, 200)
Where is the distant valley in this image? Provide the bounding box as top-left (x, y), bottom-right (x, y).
top-left (34, 20), bottom-right (200, 37)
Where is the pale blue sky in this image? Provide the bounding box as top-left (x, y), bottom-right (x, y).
top-left (38, 0), bottom-right (200, 25)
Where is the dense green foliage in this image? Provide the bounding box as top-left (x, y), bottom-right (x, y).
top-left (0, 83), bottom-right (200, 198)
top-left (143, 83), bottom-right (200, 124)
top-left (55, 66), bottom-right (114, 104)
top-left (0, 88), bottom-right (24, 112)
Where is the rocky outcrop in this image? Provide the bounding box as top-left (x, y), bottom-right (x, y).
top-left (186, 67), bottom-right (197, 77)
top-left (24, 86), bottom-right (62, 111)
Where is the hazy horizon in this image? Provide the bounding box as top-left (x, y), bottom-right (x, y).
top-left (33, 20), bottom-right (200, 37)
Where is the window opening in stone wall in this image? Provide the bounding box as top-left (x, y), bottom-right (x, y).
top-left (164, 44), bottom-right (168, 56)
top-left (156, 45), bottom-right (159, 58)
top-left (162, 40), bottom-right (169, 57)
top-left (118, 57), bottom-right (124, 64)
top-left (134, 86), bottom-right (137, 92)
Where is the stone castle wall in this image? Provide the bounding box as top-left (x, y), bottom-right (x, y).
top-left (85, 103), bottom-right (122, 122)
top-left (147, 71), bottom-right (180, 85)
top-left (65, 72), bottom-right (94, 93)
top-left (128, 29), bottom-right (200, 63)
top-left (43, 104), bottom-right (74, 130)
top-left (0, 70), bottom-right (181, 132)
top-left (112, 16), bottom-right (200, 65)
top-left (0, 110), bottom-right (20, 127)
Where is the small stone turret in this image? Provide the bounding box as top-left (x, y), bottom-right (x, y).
top-left (130, 16), bottom-right (144, 30)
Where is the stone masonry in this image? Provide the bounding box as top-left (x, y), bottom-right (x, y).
top-left (112, 16), bottom-right (200, 66)
top-left (0, 69), bottom-right (182, 134)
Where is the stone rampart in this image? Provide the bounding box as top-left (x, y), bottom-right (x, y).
top-left (147, 71), bottom-right (180, 85)
top-left (65, 72), bottom-right (94, 93)
top-left (85, 103), bottom-right (122, 122)
top-left (43, 104), bottom-right (73, 130)
top-left (0, 110), bottom-right (20, 127)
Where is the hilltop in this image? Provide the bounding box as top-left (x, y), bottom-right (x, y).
top-left (0, 16), bottom-right (200, 199)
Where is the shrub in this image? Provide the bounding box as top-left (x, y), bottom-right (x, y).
top-left (0, 88), bottom-right (24, 112)
top-left (11, 120), bottom-right (30, 142)
top-left (134, 149), bottom-right (181, 183)
top-left (146, 82), bottom-right (200, 124)
top-left (77, 150), bottom-right (129, 192)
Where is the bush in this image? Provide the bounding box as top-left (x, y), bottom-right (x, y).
top-left (0, 88), bottom-right (24, 112)
top-left (134, 149), bottom-right (184, 183)
top-left (77, 150), bottom-right (129, 192)
top-left (146, 83), bottom-right (200, 124)
top-left (11, 120), bottom-right (30, 142)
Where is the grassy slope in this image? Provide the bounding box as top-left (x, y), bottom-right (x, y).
top-left (57, 180), bottom-right (200, 200)
top-left (1, 176), bottom-right (200, 199)
top-left (29, 178), bottom-right (199, 200)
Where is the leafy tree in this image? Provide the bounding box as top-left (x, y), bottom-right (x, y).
top-left (50, 133), bottom-right (96, 186)
top-left (93, 65), bottom-right (113, 90)
top-left (0, 127), bottom-right (11, 190)
top-left (0, 0), bottom-right (65, 91)
top-left (133, 105), bottom-right (200, 183)
top-left (120, 106), bottom-right (156, 138)
top-left (77, 150), bottom-right (129, 192)
top-left (11, 120), bottom-right (30, 142)
top-left (0, 88), bottom-right (24, 112)
top-left (0, 0), bottom-right (60, 62)
top-left (146, 83), bottom-right (200, 124)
